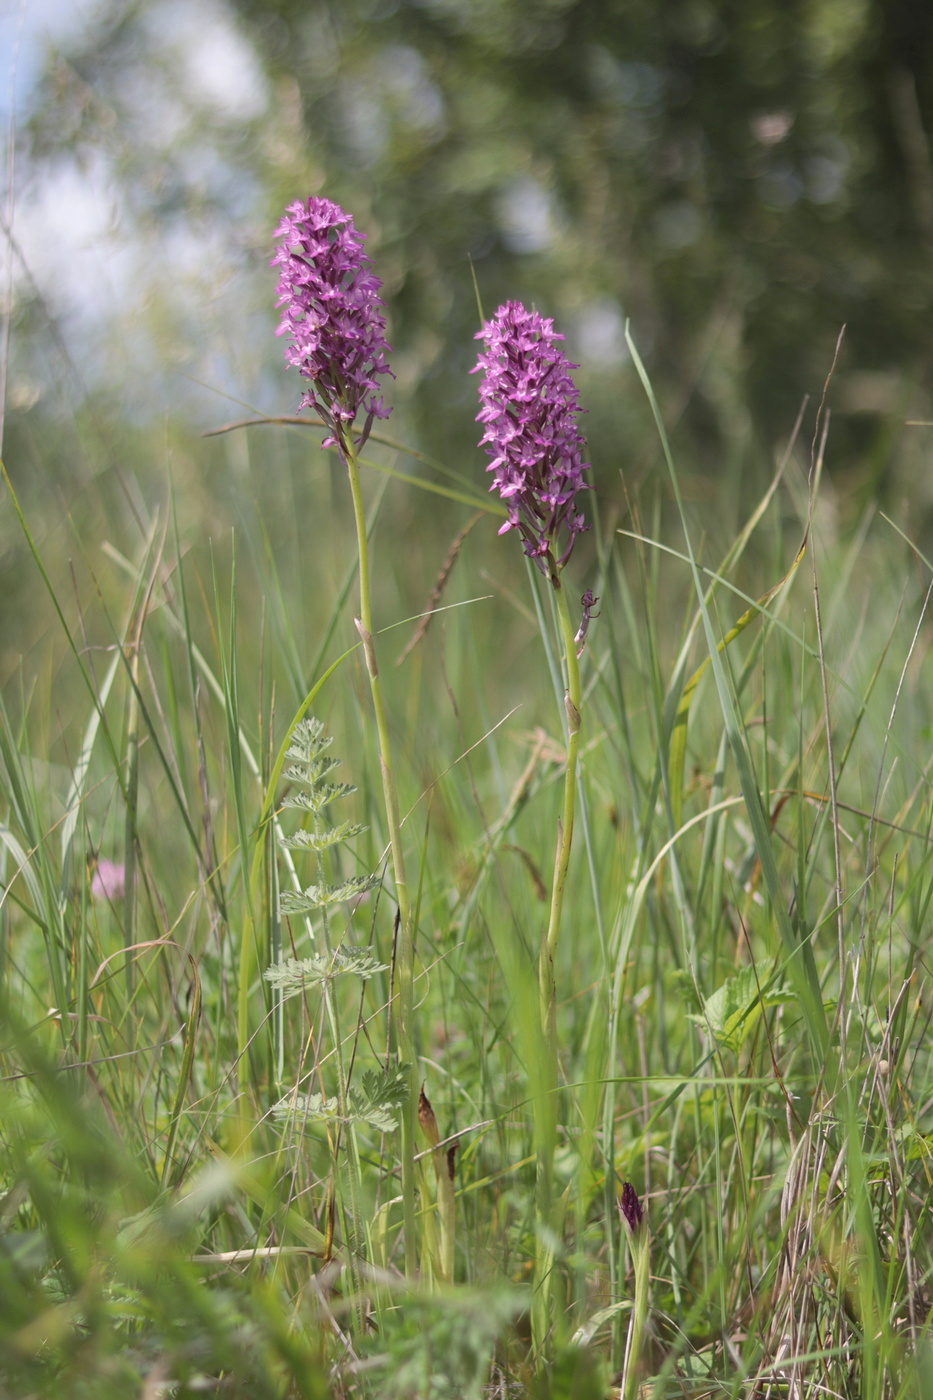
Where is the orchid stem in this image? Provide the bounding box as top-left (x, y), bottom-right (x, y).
top-left (547, 579), bottom-right (582, 959)
top-left (622, 1220), bottom-right (650, 1400)
top-left (532, 566), bottom-right (583, 1359)
top-left (342, 428), bottom-right (418, 1281)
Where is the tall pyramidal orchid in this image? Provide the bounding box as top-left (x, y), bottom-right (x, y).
top-left (271, 196), bottom-right (419, 1280)
top-left (272, 196), bottom-right (394, 452)
top-left (473, 300), bottom-right (590, 578)
top-left (474, 299), bottom-right (594, 1358)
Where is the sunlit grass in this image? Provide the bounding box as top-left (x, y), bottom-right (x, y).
top-left (2, 372), bottom-right (933, 1398)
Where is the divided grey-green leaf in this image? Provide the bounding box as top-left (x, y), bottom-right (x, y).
top-left (273, 1059), bottom-right (409, 1133)
top-left (278, 820), bottom-right (367, 853)
top-left (278, 872), bottom-right (380, 915)
top-left (281, 783), bottom-right (357, 812)
top-left (264, 946), bottom-right (389, 997)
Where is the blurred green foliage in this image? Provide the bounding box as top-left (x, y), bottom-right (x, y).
top-left (8, 0), bottom-right (933, 482)
top-left (18, 1), bottom-right (933, 459)
top-left (4, 0), bottom-right (932, 677)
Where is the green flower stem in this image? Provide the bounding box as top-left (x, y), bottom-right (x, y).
top-left (546, 579), bottom-right (582, 960)
top-left (419, 1087), bottom-right (457, 1284)
top-left (122, 640), bottom-right (141, 1001)
top-left (438, 1159), bottom-right (456, 1285)
top-left (341, 429), bottom-right (418, 1280)
top-left (324, 974), bottom-right (380, 1330)
top-left (532, 568), bottom-right (583, 1357)
top-left (622, 1220), bottom-right (650, 1400)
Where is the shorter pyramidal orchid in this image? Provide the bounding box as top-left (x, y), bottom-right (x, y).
top-left (472, 301), bottom-right (589, 577)
top-left (272, 196), bottom-right (393, 451)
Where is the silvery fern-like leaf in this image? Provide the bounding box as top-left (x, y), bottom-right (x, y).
top-left (285, 717), bottom-right (331, 761)
top-left (272, 1091), bottom-right (340, 1123)
top-left (283, 755), bottom-right (342, 785)
top-left (265, 953), bottom-right (338, 993)
top-left (348, 1060), bottom-right (410, 1132)
top-left (315, 781), bottom-right (357, 807)
top-left (278, 872), bottom-right (380, 916)
top-left (279, 820), bottom-right (367, 853)
top-left (273, 1091), bottom-right (396, 1132)
top-left (359, 1062), bottom-right (409, 1109)
top-left (350, 1100), bottom-right (402, 1133)
top-left (273, 1060), bottom-right (409, 1133)
top-left (277, 888), bottom-right (322, 915)
top-left (265, 946), bottom-right (390, 997)
top-left (280, 790), bottom-right (317, 812)
top-left (281, 782), bottom-right (356, 813)
top-left (275, 714), bottom-right (375, 964)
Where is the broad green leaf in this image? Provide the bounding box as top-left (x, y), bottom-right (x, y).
top-left (688, 966), bottom-right (792, 1052)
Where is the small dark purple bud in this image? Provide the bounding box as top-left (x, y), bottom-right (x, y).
top-left (618, 1181), bottom-right (644, 1235)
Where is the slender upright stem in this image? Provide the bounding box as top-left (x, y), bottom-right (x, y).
top-left (532, 569), bottom-right (583, 1357)
top-left (419, 1086), bottom-right (457, 1284)
top-left (321, 966), bottom-right (367, 1319)
top-left (341, 428), bottom-right (418, 1279)
top-left (547, 581), bottom-right (582, 958)
top-left (622, 1223), bottom-right (650, 1400)
top-left (123, 641), bottom-right (141, 1000)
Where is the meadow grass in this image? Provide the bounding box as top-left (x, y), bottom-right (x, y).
top-left (1, 375), bottom-right (933, 1400)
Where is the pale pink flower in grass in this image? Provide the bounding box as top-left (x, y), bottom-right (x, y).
top-left (271, 196), bottom-right (394, 451)
top-left (90, 858), bottom-right (126, 902)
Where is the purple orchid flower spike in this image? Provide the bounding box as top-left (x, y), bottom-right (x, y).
top-left (271, 196), bottom-right (394, 451)
top-left (472, 301), bottom-right (590, 577)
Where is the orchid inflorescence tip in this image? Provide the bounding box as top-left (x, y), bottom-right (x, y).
top-left (472, 300), bottom-right (590, 575)
top-left (272, 195), bottom-right (394, 451)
